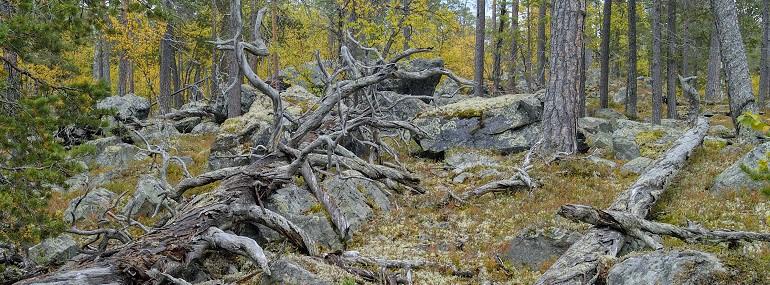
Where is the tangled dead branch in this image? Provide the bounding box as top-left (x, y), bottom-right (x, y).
top-left (559, 204), bottom-right (770, 249)
top-left (17, 0), bottom-right (473, 283)
top-left (458, 137), bottom-right (542, 201)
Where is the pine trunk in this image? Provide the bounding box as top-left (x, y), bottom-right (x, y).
top-left (681, 0), bottom-right (691, 77)
top-left (541, 0), bottom-right (584, 154)
top-left (625, 0), bottom-right (638, 118)
top-left (117, 0), bottom-right (133, 96)
top-left (599, 0), bottom-right (611, 109)
top-left (651, 0), bottom-right (663, 125)
top-left (474, 0), bottom-right (486, 97)
top-left (158, 23), bottom-right (174, 114)
top-left (535, 0), bottom-right (547, 89)
top-left (666, 0), bottom-right (677, 119)
top-left (760, 0), bottom-right (770, 109)
top-left (493, 0), bottom-right (507, 94)
top-left (711, 0), bottom-right (758, 135)
top-left (705, 27), bottom-right (723, 104)
top-left (507, 0), bottom-right (520, 93)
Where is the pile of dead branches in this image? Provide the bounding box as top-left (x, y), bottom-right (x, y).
top-left (15, 1), bottom-right (473, 284)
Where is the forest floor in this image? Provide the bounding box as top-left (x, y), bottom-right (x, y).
top-left (42, 87), bottom-right (770, 284)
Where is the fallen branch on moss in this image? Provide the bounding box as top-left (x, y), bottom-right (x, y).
top-left (559, 204), bottom-right (770, 249)
top-left (536, 117), bottom-right (709, 285)
top-left (459, 137), bottom-right (542, 201)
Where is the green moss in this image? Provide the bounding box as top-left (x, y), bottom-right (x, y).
top-left (635, 129), bottom-right (668, 158)
top-left (307, 203), bottom-right (324, 214)
top-left (704, 139), bottom-right (728, 150)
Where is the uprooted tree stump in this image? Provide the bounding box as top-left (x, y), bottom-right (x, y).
top-left (535, 117), bottom-right (709, 285)
top-left (14, 1), bottom-right (472, 284)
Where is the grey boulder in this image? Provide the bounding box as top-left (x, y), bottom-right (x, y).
top-left (711, 142), bottom-right (770, 192)
top-left (621, 157), bottom-right (654, 174)
top-left (95, 143), bottom-right (139, 168)
top-left (191, 121), bottom-right (220, 134)
top-left (123, 175), bottom-right (173, 217)
top-left (96, 94), bottom-right (151, 121)
top-left (27, 234), bottom-right (78, 266)
top-left (414, 93), bottom-right (542, 154)
top-left (63, 188), bottom-right (115, 223)
top-left (500, 227), bottom-right (581, 270)
top-left (607, 250), bottom-right (730, 285)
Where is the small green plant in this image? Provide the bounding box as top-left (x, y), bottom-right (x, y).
top-left (737, 112), bottom-right (770, 196)
top-left (338, 277), bottom-right (357, 285)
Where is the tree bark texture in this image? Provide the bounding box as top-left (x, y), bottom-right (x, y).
top-left (540, 0), bottom-right (584, 154)
top-left (474, 0), bottom-right (486, 97)
top-left (535, 0), bottom-right (547, 89)
top-left (117, 0), bottom-right (133, 96)
top-left (507, 0), bottom-right (520, 93)
top-left (493, 0), bottom-right (507, 94)
top-left (158, 22), bottom-right (175, 114)
top-left (651, 0), bottom-right (663, 125)
top-left (599, 0), bottom-right (611, 109)
top-left (711, 0), bottom-right (758, 135)
top-left (705, 27), bottom-right (723, 104)
top-left (666, 0), bottom-right (678, 119)
top-left (760, 0), bottom-right (770, 108)
top-left (625, 0), bottom-right (638, 118)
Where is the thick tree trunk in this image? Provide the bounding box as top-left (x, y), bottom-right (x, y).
top-left (474, 0), bottom-right (486, 97)
top-left (712, 0), bottom-right (758, 136)
top-left (92, 32), bottom-right (111, 86)
top-left (651, 0), bottom-right (663, 125)
top-left (540, 0), bottom-right (584, 154)
top-left (536, 117), bottom-right (709, 285)
top-left (625, 0), bottom-right (638, 118)
top-left (535, 0), bottom-right (547, 89)
top-left (215, 0), bottom-right (243, 118)
top-left (579, 15), bottom-right (586, 118)
top-left (599, 0), bottom-right (611, 109)
top-left (666, 0), bottom-right (677, 119)
top-left (117, 0), bottom-right (133, 96)
top-left (402, 0), bottom-right (411, 51)
top-left (760, 0), bottom-right (770, 109)
top-left (507, 0), bottom-right (520, 93)
top-left (524, 1), bottom-right (534, 92)
top-left (681, 0), bottom-right (691, 77)
top-left (705, 27), bottom-right (723, 104)
top-left (492, 0), bottom-right (507, 94)
top-left (158, 23), bottom-right (174, 114)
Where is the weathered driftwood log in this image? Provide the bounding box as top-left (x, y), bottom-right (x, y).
top-left (459, 137), bottom-right (541, 201)
top-left (679, 75), bottom-right (701, 123)
top-left (535, 117), bottom-right (708, 285)
top-left (559, 204), bottom-right (770, 248)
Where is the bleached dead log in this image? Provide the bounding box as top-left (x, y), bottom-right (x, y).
top-left (559, 204), bottom-right (770, 246)
top-left (173, 166), bottom-right (242, 199)
top-left (460, 137), bottom-right (541, 200)
top-left (679, 75), bottom-right (701, 123)
top-left (197, 227), bottom-right (271, 275)
top-left (535, 117), bottom-right (708, 285)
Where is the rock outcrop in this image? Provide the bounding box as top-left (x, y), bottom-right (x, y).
top-left (27, 235), bottom-right (78, 266)
top-left (712, 142), bottom-right (770, 192)
top-left (500, 227), bottom-right (581, 270)
top-left (96, 94), bottom-right (151, 121)
top-left (607, 250), bottom-right (730, 285)
top-left (413, 93), bottom-right (543, 154)
top-left (63, 188), bottom-right (115, 223)
top-left (263, 170), bottom-right (391, 251)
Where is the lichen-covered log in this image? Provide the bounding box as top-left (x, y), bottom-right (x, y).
top-left (535, 117), bottom-right (708, 285)
top-left (558, 204), bottom-right (770, 246)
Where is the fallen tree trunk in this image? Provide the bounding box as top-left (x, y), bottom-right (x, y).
top-left (535, 117), bottom-right (709, 285)
top-left (559, 204), bottom-right (770, 247)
